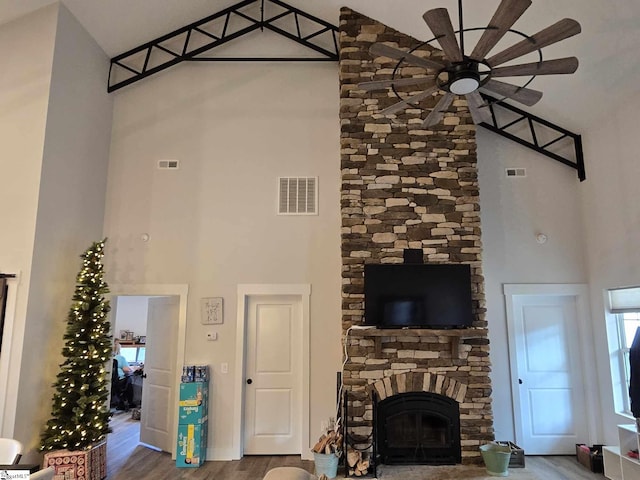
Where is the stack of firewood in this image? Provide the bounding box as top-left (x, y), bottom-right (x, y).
top-left (346, 449), bottom-right (369, 476)
top-left (311, 428), bottom-right (343, 456)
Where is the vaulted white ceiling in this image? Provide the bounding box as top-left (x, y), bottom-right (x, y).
top-left (3, 0), bottom-right (640, 130)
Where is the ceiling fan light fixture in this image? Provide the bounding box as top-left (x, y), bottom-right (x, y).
top-left (366, 1), bottom-right (581, 126)
top-left (449, 75), bottom-right (480, 95)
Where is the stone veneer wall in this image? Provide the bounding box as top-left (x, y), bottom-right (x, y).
top-left (339, 8), bottom-right (493, 463)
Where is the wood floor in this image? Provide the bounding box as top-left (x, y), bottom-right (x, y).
top-left (106, 412), bottom-right (606, 480)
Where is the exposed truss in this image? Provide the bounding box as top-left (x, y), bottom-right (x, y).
top-left (108, 0), bottom-right (338, 92)
top-left (108, 3), bottom-right (584, 179)
top-left (478, 93), bottom-right (585, 181)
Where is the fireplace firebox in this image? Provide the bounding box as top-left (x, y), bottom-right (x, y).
top-left (376, 391), bottom-right (461, 465)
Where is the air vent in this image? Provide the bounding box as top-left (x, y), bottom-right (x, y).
top-left (158, 159), bottom-right (180, 170)
top-left (278, 177), bottom-right (318, 215)
top-left (506, 168), bottom-right (526, 178)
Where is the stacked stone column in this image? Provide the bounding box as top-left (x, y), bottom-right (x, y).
top-left (339, 8), bottom-right (493, 463)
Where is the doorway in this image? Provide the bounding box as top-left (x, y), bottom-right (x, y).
top-left (108, 284), bottom-right (188, 460)
top-left (504, 284), bottom-right (596, 454)
top-left (0, 273), bottom-right (19, 437)
top-left (233, 284), bottom-right (311, 460)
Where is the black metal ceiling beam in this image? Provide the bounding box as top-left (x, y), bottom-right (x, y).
top-left (479, 93), bottom-right (585, 181)
top-left (108, 0), bottom-right (338, 92)
top-left (107, 5), bottom-right (585, 181)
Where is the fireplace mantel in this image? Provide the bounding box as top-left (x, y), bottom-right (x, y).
top-left (348, 328), bottom-right (488, 359)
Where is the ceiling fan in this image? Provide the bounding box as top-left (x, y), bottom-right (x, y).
top-left (358, 0), bottom-right (581, 127)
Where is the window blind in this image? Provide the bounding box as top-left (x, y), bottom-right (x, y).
top-left (609, 286), bottom-right (640, 313)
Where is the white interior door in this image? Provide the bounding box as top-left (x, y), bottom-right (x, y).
top-left (243, 295), bottom-right (301, 454)
top-left (140, 296), bottom-right (179, 452)
top-left (507, 290), bottom-right (589, 454)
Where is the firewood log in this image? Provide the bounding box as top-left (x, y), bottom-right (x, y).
top-left (313, 435), bottom-right (330, 453)
top-left (347, 449), bottom-right (360, 468)
top-left (358, 459), bottom-right (370, 471)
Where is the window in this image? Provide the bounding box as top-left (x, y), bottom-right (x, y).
top-left (617, 312), bottom-right (640, 414)
top-left (120, 346), bottom-right (145, 365)
top-left (608, 286), bottom-right (640, 415)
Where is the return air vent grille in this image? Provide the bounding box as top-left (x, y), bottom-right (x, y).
top-left (506, 168), bottom-right (526, 178)
top-left (278, 177), bottom-right (318, 215)
top-left (158, 159), bottom-right (180, 170)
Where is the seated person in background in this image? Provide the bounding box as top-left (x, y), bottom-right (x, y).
top-left (113, 340), bottom-right (135, 410)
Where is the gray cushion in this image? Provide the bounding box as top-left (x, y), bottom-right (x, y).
top-left (263, 466), bottom-right (318, 480)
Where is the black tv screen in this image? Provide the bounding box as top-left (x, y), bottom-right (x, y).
top-left (364, 264), bottom-right (473, 329)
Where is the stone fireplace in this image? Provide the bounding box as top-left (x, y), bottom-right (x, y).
top-left (376, 391), bottom-right (461, 465)
top-left (339, 8), bottom-right (494, 466)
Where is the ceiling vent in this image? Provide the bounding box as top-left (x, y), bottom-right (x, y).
top-left (158, 159), bottom-right (180, 170)
top-left (278, 177), bottom-right (318, 215)
top-left (506, 167), bottom-right (526, 178)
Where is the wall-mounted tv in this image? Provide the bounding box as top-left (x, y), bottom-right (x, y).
top-left (364, 263), bottom-right (473, 329)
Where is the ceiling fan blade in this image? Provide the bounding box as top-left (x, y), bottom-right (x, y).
top-left (491, 57), bottom-right (579, 77)
top-left (358, 76), bottom-right (435, 91)
top-left (380, 84), bottom-right (438, 116)
top-left (481, 79), bottom-right (543, 106)
top-left (421, 93), bottom-right (454, 127)
top-left (470, 0), bottom-right (532, 61)
top-left (422, 8), bottom-right (463, 62)
top-left (369, 43), bottom-right (444, 71)
top-left (465, 91), bottom-right (492, 124)
top-left (487, 18), bottom-right (581, 67)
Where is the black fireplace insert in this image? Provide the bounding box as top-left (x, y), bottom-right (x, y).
top-left (376, 391), bottom-right (461, 465)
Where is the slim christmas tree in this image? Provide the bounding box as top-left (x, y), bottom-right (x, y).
top-left (41, 239), bottom-right (113, 451)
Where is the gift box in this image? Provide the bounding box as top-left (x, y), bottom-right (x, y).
top-left (43, 440), bottom-right (107, 480)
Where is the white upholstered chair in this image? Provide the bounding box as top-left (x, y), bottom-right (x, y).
top-left (0, 438), bottom-right (22, 464)
top-left (263, 467), bottom-right (318, 480)
top-left (31, 466), bottom-right (55, 480)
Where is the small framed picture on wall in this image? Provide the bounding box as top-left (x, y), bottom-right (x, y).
top-left (201, 297), bottom-right (223, 325)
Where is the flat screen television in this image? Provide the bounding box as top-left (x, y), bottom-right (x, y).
top-left (364, 263), bottom-right (473, 329)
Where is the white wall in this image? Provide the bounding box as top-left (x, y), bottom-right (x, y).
top-left (581, 93), bottom-right (640, 443)
top-left (103, 60), bottom-right (342, 458)
top-left (477, 129), bottom-right (590, 442)
top-left (0, 4), bottom-right (57, 440)
top-left (114, 296), bottom-right (149, 338)
top-left (11, 4), bottom-right (112, 460)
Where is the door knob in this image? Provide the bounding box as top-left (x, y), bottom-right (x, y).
top-left (246, 378), bottom-right (253, 385)
top-left (141, 373), bottom-right (147, 379)
top-left (518, 378), bottom-right (523, 384)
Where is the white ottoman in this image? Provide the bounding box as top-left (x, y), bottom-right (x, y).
top-left (262, 466), bottom-right (318, 480)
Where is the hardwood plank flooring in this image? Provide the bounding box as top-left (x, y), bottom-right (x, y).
top-left (106, 413), bottom-right (606, 479)
top-left (525, 456), bottom-right (606, 480)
